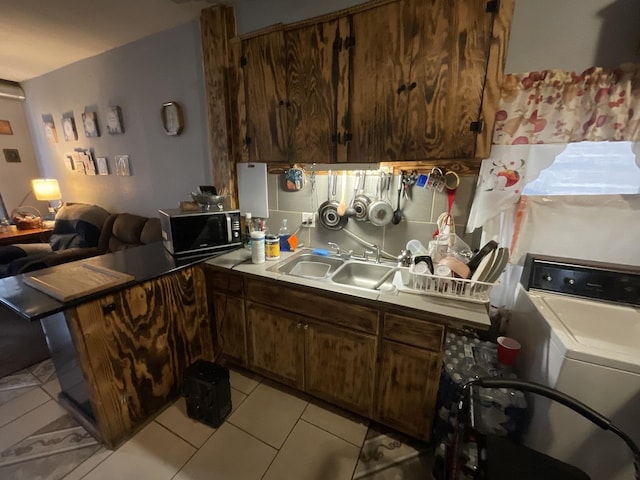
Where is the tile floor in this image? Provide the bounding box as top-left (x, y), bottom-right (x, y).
top-left (0, 359), bottom-right (435, 480)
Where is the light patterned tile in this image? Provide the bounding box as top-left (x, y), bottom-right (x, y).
top-left (82, 421), bottom-right (195, 480)
top-left (30, 359), bottom-right (55, 384)
top-left (0, 386), bottom-right (36, 407)
top-left (0, 400), bottom-right (68, 453)
top-left (302, 400), bottom-right (369, 447)
top-left (0, 444), bottom-right (102, 480)
top-left (227, 381), bottom-right (308, 449)
top-left (0, 371), bottom-right (39, 391)
top-left (174, 422), bottom-right (276, 480)
top-left (0, 387), bottom-right (50, 428)
top-left (229, 368), bottom-right (262, 395)
top-left (42, 377), bottom-right (61, 400)
top-left (263, 420), bottom-right (360, 480)
top-left (154, 388), bottom-right (246, 448)
top-left (62, 446), bottom-right (113, 480)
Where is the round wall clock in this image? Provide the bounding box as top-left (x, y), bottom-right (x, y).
top-left (161, 101), bottom-right (184, 136)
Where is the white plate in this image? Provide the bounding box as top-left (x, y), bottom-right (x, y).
top-left (471, 248), bottom-right (495, 282)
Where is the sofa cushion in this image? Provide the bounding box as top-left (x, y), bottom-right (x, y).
top-left (99, 213), bottom-right (163, 253)
top-left (48, 203), bottom-right (110, 251)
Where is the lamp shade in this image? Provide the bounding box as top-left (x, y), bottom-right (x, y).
top-left (31, 178), bottom-right (61, 201)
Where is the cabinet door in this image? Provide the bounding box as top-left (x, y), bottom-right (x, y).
top-left (375, 340), bottom-right (441, 441)
top-left (286, 17), bottom-right (349, 163)
top-left (350, 0), bottom-right (493, 161)
top-left (305, 321), bottom-right (377, 416)
top-left (213, 293), bottom-right (247, 366)
top-left (246, 301), bottom-right (304, 388)
top-left (404, 0), bottom-right (492, 159)
top-left (242, 29), bottom-right (289, 162)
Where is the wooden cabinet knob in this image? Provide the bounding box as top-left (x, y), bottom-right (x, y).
top-left (397, 84), bottom-right (406, 94)
top-left (102, 302), bottom-right (116, 314)
top-left (408, 82), bottom-right (417, 90)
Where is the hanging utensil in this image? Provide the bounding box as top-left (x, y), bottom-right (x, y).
top-left (391, 172), bottom-right (404, 225)
top-left (337, 170), bottom-right (348, 217)
top-left (318, 171), bottom-right (347, 230)
top-left (344, 170), bottom-right (360, 218)
top-left (353, 171), bottom-right (371, 222)
top-left (368, 173), bottom-right (394, 227)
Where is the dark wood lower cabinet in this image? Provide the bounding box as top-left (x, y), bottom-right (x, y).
top-left (213, 293), bottom-right (247, 366)
top-left (375, 340), bottom-right (441, 439)
top-left (207, 267), bottom-right (445, 442)
top-left (305, 320), bottom-right (377, 416)
top-left (246, 301), bottom-right (304, 388)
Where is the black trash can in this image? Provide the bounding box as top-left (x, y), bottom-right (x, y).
top-left (183, 359), bottom-right (232, 428)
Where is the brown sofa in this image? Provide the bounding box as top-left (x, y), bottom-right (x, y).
top-left (10, 212), bottom-right (162, 273)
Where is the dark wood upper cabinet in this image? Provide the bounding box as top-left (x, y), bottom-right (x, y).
top-left (241, 29), bottom-right (289, 163)
top-left (232, 0), bottom-right (509, 164)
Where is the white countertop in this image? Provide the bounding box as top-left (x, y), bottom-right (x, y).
top-left (206, 248), bottom-right (491, 329)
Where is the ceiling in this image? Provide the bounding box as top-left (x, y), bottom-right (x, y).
top-left (0, 0), bottom-right (219, 83)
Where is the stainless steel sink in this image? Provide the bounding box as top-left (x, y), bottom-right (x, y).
top-left (330, 262), bottom-right (396, 290)
top-left (267, 252), bottom-right (345, 279)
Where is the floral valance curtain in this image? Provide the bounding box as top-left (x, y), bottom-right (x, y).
top-left (468, 63), bottom-right (640, 233)
top-left (494, 64), bottom-right (640, 145)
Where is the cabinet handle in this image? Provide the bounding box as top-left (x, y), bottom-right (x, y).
top-left (303, 324), bottom-right (309, 330)
top-left (296, 321), bottom-right (303, 329)
top-left (102, 302), bottom-right (116, 314)
top-left (397, 84), bottom-right (406, 94)
top-left (408, 82), bottom-right (417, 91)
top-left (331, 133), bottom-right (340, 144)
top-left (279, 100), bottom-right (284, 106)
top-left (285, 101), bottom-right (291, 107)
top-left (342, 132), bottom-right (353, 144)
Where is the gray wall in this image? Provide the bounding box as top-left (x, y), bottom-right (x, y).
top-left (0, 97), bottom-right (50, 218)
top-left (21, 21), bottom-right (209, 218)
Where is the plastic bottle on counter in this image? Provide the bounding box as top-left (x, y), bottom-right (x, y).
top-left (279, 219), bottom-right (291, 252)
top-left (250, 230), bottom-right (265, 264)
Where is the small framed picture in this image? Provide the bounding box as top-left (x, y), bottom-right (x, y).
top-left (0, 120), bottom-right (12, 135)
top-left (3, 149), bottom-right (21, 163)
top-left (64, 155), bottom-right (74, 170)
top-left (97, 157), bottom-right (109, 175)
top-left (106, 106), bottom-right (124, 134)
top-left (115, 155), bottom-right (131, 176)
top-left (42, 114), bottom-right (58, 143)
top-left (62, 115), bottom-right (78, 141)
top-left (82, 111), bottom-right (100, 137)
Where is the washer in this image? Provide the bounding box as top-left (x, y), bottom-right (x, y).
top-left (508, 254), bottom-right (640, 480)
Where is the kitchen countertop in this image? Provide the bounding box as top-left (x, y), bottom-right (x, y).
top-left (0, 242), bottom-right (215, 322)
top-left (206, 248), bottom-right (491, 329)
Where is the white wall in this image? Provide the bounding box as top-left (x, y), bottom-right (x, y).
top-left (0, 97), bottom-right (50, 218)
top-left (21, 21), bottom-right (210, 218)
top-left (506, 0), bottom-right (640, 73)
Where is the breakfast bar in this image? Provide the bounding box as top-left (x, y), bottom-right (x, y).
top-left (0, 242), bottom-right (214, 448)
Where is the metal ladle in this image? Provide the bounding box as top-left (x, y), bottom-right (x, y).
top-left (391, 173), bottom-right (403, 225)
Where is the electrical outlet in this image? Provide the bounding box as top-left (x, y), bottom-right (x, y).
top-left (301, 212), bottom-right (316, 228)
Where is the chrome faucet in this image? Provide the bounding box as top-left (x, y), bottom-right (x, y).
top-left (328, 242), bottom-right (352, 259)
top-left (364, 245), bottom-right (381, 263)
top-left (327, 242), bottom-right (341, 255)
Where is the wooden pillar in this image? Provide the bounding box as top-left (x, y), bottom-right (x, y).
top-left (200, 5), bottom-right (239, 208)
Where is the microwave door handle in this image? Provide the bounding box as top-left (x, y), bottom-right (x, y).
top-left (225, 213), bottom-right (232, 243)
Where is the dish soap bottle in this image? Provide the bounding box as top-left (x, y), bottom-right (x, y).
top-left (244, 212), bottom-right (253, 249)
top-left (279, 219), bottom-right (291, 252)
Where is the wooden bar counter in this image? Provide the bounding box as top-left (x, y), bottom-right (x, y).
top-left (0, 243), bottom-right (216, 448)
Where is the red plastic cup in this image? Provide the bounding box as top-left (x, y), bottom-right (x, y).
top-left (497, 336), bottom-right (521, 366)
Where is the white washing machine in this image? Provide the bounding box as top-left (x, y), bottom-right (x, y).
top-left (508, 254), bottom-right (640, 480)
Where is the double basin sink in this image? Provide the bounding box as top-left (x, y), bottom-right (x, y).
top-left (267, 249), bottom-right (398, 291)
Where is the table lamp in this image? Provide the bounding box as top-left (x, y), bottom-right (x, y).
top-left (31, 178), bottom-right (62, 214)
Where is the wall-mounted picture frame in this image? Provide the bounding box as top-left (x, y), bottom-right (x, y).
top-left (161, 101), bottom-right (184, 136)
top-left (0, 120), bottom-right (12, 135)
top-left (82, 111), bottom-right (100, 137)
top-left (62, 114), bottom-right (78, 141)
top-left (3, 149), bottom-right (21, 163)
top-left (115, 154), bottom-right (130, 176)
top-left (42, 114), bottom-right (58, 143)
top-left (96, 157), bottom-right (109, 175)
top-left (106, 106), bottom-right (124, 134)
top-left (64, 155), bottom-right (74, 171)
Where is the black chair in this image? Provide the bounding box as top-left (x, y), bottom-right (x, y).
top-left (440, 378), bottom-right (640, 480)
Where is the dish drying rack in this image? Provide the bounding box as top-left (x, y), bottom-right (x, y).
top-left (397, 265), bottom-right (495, 304)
